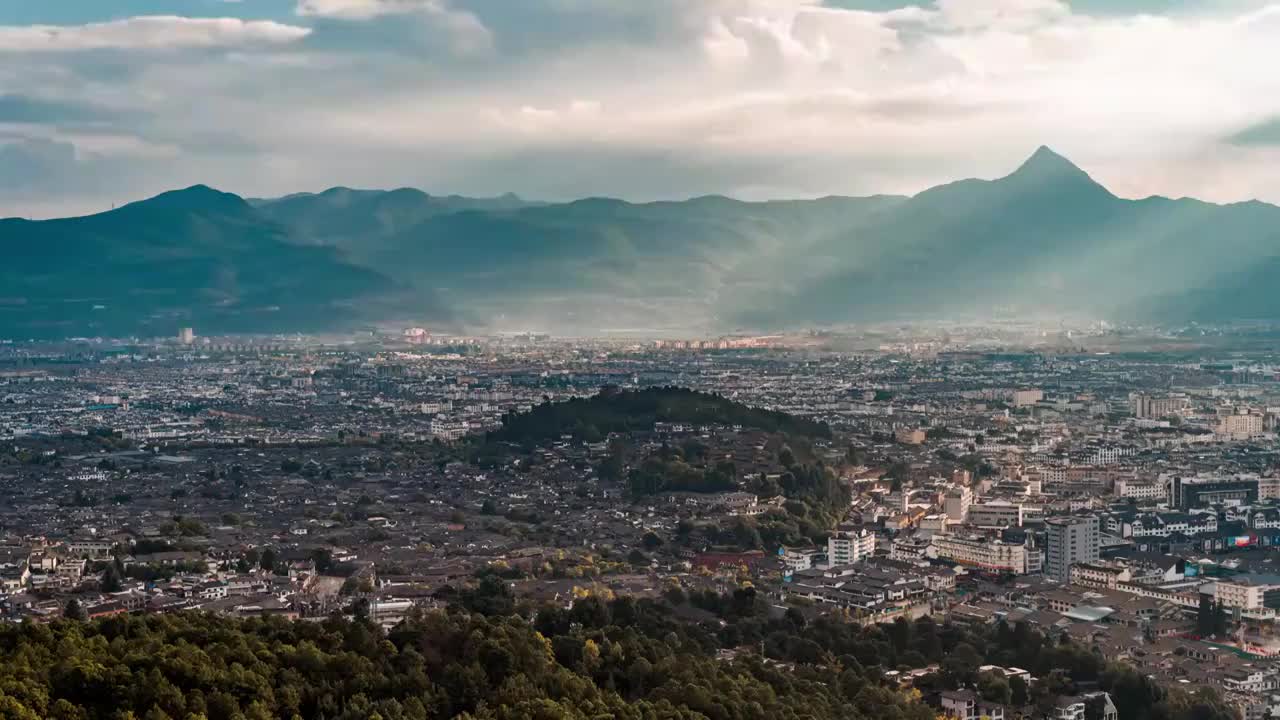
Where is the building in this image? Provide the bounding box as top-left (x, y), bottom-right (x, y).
top-left (1070, 561), bottom-right (1131, 590)
top-left (1212, 575), bottom-right (1280, 611)
top-left (932, 534), bottom-right (1030, 574)
top-left (780, 546), bottom-right (818, 575)
top-left (1053, 694), bottom-right (1117, 720)
top-left (1045, 515), bottom-right (1100, 584)
top-left (940, 690), bottom-right (1005, 720)
top-left (178, 327), bottom-right (195, 345)
top-left (895, 428), bottom-right (926, 445)
top-left (1114, 479), bottom-right (1163, 502)
top-left (967, 500), bottom-right (1024, 528)
top-left (1127, 512), bottom-right (1218, 538)
top-left (1170, 475), bottom-right (1259, 509)
top-left (944, 487), bottom-right (973, 523)
top-left (890, 536), bottom-right (932, 563)
top-left (1132, 394), bottom-right (1185, 419)
top-left (1012, 389), bottom-right (1044, 408)
top-left (827, 528), bottom-right (876, 566)
top-left (1218, 412), bottom-right (1266, 441)
top-left (716, 492), bottom-right (761, 516)
top-left (1260, 476), bottom-right (1280, 501)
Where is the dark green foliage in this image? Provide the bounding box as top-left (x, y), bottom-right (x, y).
top-left (1197, 594), bottom-right (1230, 637)
top-left (488, 387), bottom-right (830, 446)
top-left (628, 456), bottom-right (737, 496)
top-left (0, 604), bottom-right (929, 720)
top-left (0, 597), bottom-right (1239, 720)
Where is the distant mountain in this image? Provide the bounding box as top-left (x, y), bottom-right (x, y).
top-left (0, 186), bottom-right (394, 338)
top-left (252, 187), bottom-right (533, 248)
top-left (749, 147), bottom-right (1280, 325)
top-left (7, 149), bottom-right (1280, 338)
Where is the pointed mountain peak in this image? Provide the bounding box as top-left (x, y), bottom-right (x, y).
top-left (1017, 145), bottom-right (1080, 173)
top-left (1002, 145), bottom-right (1112, 196)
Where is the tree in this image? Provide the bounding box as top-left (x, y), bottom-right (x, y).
top-left (977, 672), bottom-right (1012, 706)
top-left (941, 643), bottom-right (982, 688)
top-left (100, 563), bottom-right (123, 593)
top-left (778, 447), bottom-right (796, 468)
top-left (1196, 594), bottom-right (1229, 637)
top-left (64, 599), bottom-right (87, 621)
top-left (1009, 675), bottom-right (1029, 706)
top-left (1084, 695), bottom-right (1108, 720)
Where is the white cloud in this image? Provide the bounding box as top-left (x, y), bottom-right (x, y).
top-left (0, 16), bottom-right (311, 52)
top-left (6, 0), bottom-right (1280, 215)
top-left (297, 0), bottom-right (442, 19)
top-left (296, 0), bottom-right (492, 53)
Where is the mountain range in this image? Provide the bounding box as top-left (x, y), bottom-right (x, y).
top-left (4, 146), bottom-right (1280, 338)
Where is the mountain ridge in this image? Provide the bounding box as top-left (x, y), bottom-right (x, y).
top-left (6, 146), bottom-right (1280, 337)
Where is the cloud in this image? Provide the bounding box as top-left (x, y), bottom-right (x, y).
top-left (297, 0), bottom-right (447, 19)
top-left (296, 0), bottom-right (492, 54)
top-left (5, 0), bottom-right (1280, 216)
top-left (0, 16), bottom-right (310, 52)
top-left (0, 95), bottom-right (122, 124)
top-left (0, 138), bottom-right (79, 190)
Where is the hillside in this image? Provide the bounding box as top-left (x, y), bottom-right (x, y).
top-left (487, 386), bottom-right (832, 445)
top-left (0, 588), bottom-right (1236, 720)
top-left (8, 147), bottom-right (1280, 337)
top-left (750, 147), bottom-right (1280, 325)
top-left (0, 186), bottom-right (393, 338)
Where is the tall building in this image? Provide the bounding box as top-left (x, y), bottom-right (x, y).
top-left (943, 487), bottom-right (972, 523)
top-left (1011, 389), bottom-right (1044, 407)
top-left (1044, 515), bottom-right (1099, 583)
top-left (827, 528), bottom-right (876, 566)
top-left (1217, 412), bottom-right (1265, 441)
top-left (1132, 394), bottom-right (1185, 419)
top-left (178, 327), bottom-right (195, 345)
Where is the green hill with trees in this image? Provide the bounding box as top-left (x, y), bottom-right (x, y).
top-left (487, 387), bottom-right (830, 446)
top-left (0, 583), bottom-right (1238, 720)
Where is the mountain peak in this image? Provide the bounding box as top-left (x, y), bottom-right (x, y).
top-left (1003, 145), bottom-right (1111, 196)
top-left (126, 184), bottom-right (250, 214)
top-left (1018, 145), bottom-right (1079, 173)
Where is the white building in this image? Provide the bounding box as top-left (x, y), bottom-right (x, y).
top-left (967, 501), bottom-right (1024, 528)
top-left (827, 529), bottom-right (876, 566)
top-left (932, 534), bottom-right (1030, 574)
top-left (1115, 479), bottom-right (1164, 501)
top-left (1213, 576), bottom-right (1280, 611)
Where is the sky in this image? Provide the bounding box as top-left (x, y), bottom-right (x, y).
top-left (3, 0), bottom-right (1280, 217)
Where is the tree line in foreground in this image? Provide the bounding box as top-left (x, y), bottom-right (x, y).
top-left (0, 581), bottom-right (1239, 720)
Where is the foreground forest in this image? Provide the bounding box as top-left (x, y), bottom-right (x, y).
top-left (0, 580), bottom-right (1240, 720)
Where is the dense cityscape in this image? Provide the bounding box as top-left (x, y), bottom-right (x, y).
top-left (0, 324), bottom-right (1277, 719)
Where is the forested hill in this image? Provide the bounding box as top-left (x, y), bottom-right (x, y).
top-left (487, 386), bottom-right (831, 445)
top-left (0, 586), bottom-right (1238, 720)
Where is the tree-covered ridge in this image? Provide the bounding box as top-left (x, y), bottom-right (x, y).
top-left (487, 387), bottom-right (831, 445)
top-left (0, 603), bottom-right (930, 720)
top-left (0, 581), bottom-right (1239, 720)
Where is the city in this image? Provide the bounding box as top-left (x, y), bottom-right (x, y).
top-left (1, 325), bottom-right (1277, 718)
top-left (7, 0), bottom-right (1280, 717)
